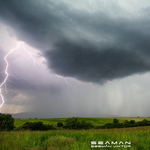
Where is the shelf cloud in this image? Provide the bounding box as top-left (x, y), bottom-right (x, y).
top-left (1, 0), bottom-right (150, 83)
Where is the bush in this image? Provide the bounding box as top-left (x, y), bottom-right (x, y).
top-left (80, 120), bottom-right (94, 129)
top-left (130, 120), bottom-right (135, 124)
top-left (0, 113), bottom-right (14, 131)
top-left (65, 117), bottom-right (80, 129)
top-left (21, 121), bottom-right (55, 131)
top-left (113, 118), bottom-right (119, 124)
top-left (102, 123), bottom-right (113, 129)
top-left (64, 117), bottom-right (94, 129)
top-left (57, 122), bottom-right (64, 127)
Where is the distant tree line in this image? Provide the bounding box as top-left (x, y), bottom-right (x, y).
top-left (95, 118), bottom-right (150, 129)
top-left (58, 117), bottom-right (150, 130)
top-left (1, 113), bottom-right (150, 131)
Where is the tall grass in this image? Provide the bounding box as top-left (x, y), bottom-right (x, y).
top-left (1, 126), bottom-right (150, 150)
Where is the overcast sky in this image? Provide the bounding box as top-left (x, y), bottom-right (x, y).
top-left (0, 0), bottom-right (150, 118)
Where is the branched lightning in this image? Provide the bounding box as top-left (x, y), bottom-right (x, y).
top-left (22, 44), bottom-right (39, 71)
top-left (0, 41), bottom-right (38, 108)
top-left (0, 38), bottom-right (111, 109)
top-left (0, 42), bottom-right (22, 107)
top-left (55, 74), bottom-right (81, 92)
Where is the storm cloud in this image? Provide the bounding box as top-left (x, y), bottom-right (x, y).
top-left (1, 0), bottom-right (150, 83)
top-left (1, 0), bottom-right (150, 118)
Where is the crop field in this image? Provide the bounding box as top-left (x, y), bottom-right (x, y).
top-left (1, 126), bottom-right (150, 150)
top-left (14, 117), bottom-right (150, 128)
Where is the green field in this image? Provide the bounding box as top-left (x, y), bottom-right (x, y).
top-left (14, 117), bottom-right (150, 128)
top-left (1, 126), bottom-right (150, 150)
top-left (1, 117), bottom-right (150, 150)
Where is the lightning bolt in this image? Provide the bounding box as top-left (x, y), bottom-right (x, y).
top-left (0, 37), bottom-right (111, 109)
top-left (0, 42), bottom-right (23, 107)
top-left (55, 74), bottom-right (81, 93)
top-left (0, 41), bottom-right (37, 108)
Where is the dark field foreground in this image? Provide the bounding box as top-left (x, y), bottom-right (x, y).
top-left (1, 126), bottom-right (150, 150)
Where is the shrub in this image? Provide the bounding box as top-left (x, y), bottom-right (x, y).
top-left (113, 118), bottom-right (119, 124)
top-left (102, 123), bottom-right (113, 129)
top-left (130, 120), bottom-right (135, 124)
top-left (0, 113), bottom-right (14, 131)
top-left (65, 117), bottom-right (80, 129)
top-left (80, 120), bottom-right (94, 129)
top-left (57, 122), bottom-right (64, 127)
top-left (64, 117), bottom-right (94, 129)
top-left (21, 121), bottom-right (55, 131)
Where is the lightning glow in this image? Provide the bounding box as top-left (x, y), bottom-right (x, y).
top-left (0, 41), bottom-right (38, 108)
top-left (0, 42), bottom-right (23, 107)
top-left (0, 37), bottom-right (110, 110)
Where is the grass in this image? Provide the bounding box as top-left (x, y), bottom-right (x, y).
top-left (14, 117), bottom-right (150, 128)
top-left (1, 126), bottom-right (150, 150)
top-left (2, 117), bottom-right (150, 150)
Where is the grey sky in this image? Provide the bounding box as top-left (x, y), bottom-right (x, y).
top-left (0, 0), bottom-right (150, 118)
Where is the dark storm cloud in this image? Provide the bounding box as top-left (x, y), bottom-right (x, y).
top-left (0, 0), bottom-right (150, 83)
top-left (7, 76), bottom-right (62, 95)
top-left (46, 40), bottom-right (150, 83)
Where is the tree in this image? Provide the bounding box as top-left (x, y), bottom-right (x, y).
top-left (21, 121), bottom-right (55, 131)
top-left (129, 120), bottom-right (135, 124)
top-left (0, 113), bottom-right (14, 131)
top-left (65, 117), bottom-right (80, 129)
top-left (64, 117), bottom-right (94, 129)
top-left (113, 118), bottom-right (119, 124)
top-left (80, 120), bottom-right (94, 129)
top-left (57, 122), bottom-right (64, 127)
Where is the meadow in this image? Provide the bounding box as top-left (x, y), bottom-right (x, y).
top-left (1, 117), bottom-right (150, 150)
top-left (1, 126), bottom-right (150, 150)
top-left (14, 117), bottom-right (150, 128)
